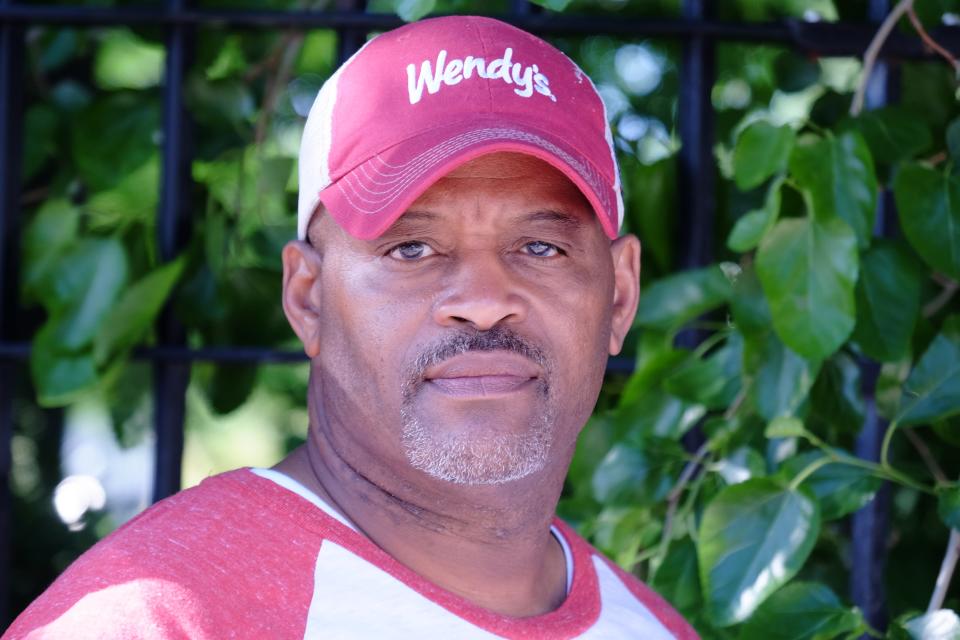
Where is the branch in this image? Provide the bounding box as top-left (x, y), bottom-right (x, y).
top-left (254, 32), bottom-right (305, 145)
top-left (907, 6), bottom-right (960, 73)
top-left (923, 277), bottom-right (959, 319)
top-left (851, 0), bottom-right (915, 116)
top-left (929, 528), bottom-right (960, 612)
top-left (905, 428), bottom-right (948, 484)
top-left (657, 441), bottom-right (711, 558)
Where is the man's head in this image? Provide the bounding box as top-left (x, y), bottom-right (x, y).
top-left (283, 17), bottom-right (640, 491)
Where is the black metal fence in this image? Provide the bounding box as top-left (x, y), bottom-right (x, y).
top-left (0, 0), bottom-right (953, 628)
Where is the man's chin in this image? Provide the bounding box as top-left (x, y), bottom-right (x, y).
top-left (399, 410), bottom-right (554, 486)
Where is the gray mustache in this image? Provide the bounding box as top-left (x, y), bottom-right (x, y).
top-left (406, 327), bottom-right (549, 386)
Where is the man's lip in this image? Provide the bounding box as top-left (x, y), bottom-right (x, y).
top-left (423, 351), bottom-right (542, 381)
top-left (427, 375), bottom-right (536, 396)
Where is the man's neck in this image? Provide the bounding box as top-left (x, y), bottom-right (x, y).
top-left (273, 412), bottom-right (571, 617)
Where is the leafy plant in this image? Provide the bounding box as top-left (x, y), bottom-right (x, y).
top-left (11, 0), bottom-right (960, 637)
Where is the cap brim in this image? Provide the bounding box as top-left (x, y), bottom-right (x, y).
top-left (314, 119), bottom-right (620, 241)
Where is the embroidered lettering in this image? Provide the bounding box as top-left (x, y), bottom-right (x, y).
top-left (406, 48), bottom-right (557, 105)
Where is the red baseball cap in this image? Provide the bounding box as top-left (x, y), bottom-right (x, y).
top-left (297, 15), bottom-right (623, 241)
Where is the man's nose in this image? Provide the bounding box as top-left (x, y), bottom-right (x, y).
top-left (433, 252), bottom-right (529, 331)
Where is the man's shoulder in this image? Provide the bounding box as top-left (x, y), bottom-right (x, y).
top-left (554, 519), bottom-right (700, 640)
top-left (4, 468), bottom-right (332, 640)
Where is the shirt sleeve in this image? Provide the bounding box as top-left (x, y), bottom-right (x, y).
top-left (5, 578), bottom-right (216, 640)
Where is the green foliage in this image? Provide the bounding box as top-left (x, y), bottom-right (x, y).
top-left (14, 2), bottom-right (960, 637)
top-left (698, 479), bottom-right (821, 625)
top-left (738, 582), bottom-right (865, 640)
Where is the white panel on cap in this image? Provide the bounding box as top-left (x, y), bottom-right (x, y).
top-left (573, 58), bottom-right (625, 233)
top-left (298, 38), bottom-right (377, 240)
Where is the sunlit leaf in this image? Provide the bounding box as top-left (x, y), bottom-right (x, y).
top-left (899, 610), bottom-right (960, 640)
top-left (778, 451), bottom-right (881, 520)
top-left (756, 216), bottom-right (859, 361)
top-left (591, 440), bottom-right (682, 507)
top-left (634, 265), bottom-right (732, 331)
top-left (739, 581), bottom-right (863, 640)
top-left (21, 198), bottom-right (79, 300)
top-left (698, 478), bottom-right (820, 626)
top-left (764, 416), bottom-right (805, 439)
top-left (733, 121), bottom-right (795, 191)
top-left (41, 238), bottom-right (129, 351)
top-left (790, 131), bottom-right (876, 248)
top-left (30, 324), bottom-right (99, 407)
top-left (744, 328), bottom-right (820, 421)
top-left (392, 0), bottom-right (436, 21)
top-left (94, 257), bottom-right (186, 366)
top-left (94, 30), bottom-right (164, 90)
top-left (728, 175), bottom-right (783, 252)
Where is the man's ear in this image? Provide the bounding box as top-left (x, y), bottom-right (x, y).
top-left (282, 240), bottom-right (324, 358)
top-left (607, 234), bottom-right (641, 356)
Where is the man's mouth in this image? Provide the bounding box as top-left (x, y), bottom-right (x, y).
top-left (423, 351), bottom-right (541, 397)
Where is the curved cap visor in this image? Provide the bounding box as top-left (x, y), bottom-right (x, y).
top-left (315, 119), bottom-right (620, 241)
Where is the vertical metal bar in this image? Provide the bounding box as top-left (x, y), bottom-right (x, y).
top-left (851, 1), bottom-right (896, 633)
top-left (677, 0), bottom-right (715, 272)
top-left (0, 0), bottom-right (24, 624)
top-left (152, 0), bottom-right (194, 503)
top-left (335, 0), bottom-right (369, 64)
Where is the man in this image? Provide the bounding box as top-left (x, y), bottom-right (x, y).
top-left (7, 15), bottom-right (697, 639)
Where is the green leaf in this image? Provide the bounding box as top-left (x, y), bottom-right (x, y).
top-left (23, 105), bottom-right (58, 180)
top-left (894, 163), bottom-right (960, 280)
top-left (207, 364), bottom-right (258, 415)
top-left (809, 352), bottom-right (866, 434)
top-left (938, 486), bottom-right (960, 530)
top-left (739, 581), bottom-right (863, 640)
top-left (93, 257), bottom-right (186, 365)
top-left (845, 107), bottom-right (932, 165)
top-left (789, 131), bottom-right (877, 248)
top-left (528, 0), bottom-right (573, 10)
top-left (897, 332), bottom-right (960, 427)
top-left (947, 117), bottom-right (960, 165)
top-left (731, 264), bottom-right (772, 336)
top-left (851, 239), bottom-right (923, 362)
top-left (85, 157), bottom-right (159, 230)
top-left (778, 451), bottom-right (881, 520)
top-left (634, 265), bottom-right (732, 331)
top-left (42, 238), bottom-right (129, 351)
top-left (30, 324), bottom-right (99, 407)
top-left (591, 440), bottom-right (681, 507)
top-left (745, 330), bottom-right (820, 421)
top-left (900, 610), bottom-right (960, 640)
top-left (664, 338), bottom-right (742, 410)
top-left (94, 29), bottom-right (164, 90)
top-left (756, 216), bottom-right (859, 361)
top-left (765, 416), bottom-right (806, 439)
top-left (698, 478), bottom-right (821, 626)
top-left (733, 121), bottom-right (795, 191)
top-left (392, 0), bottom-right (436, 21)
top-left (21, 198), bottom-right (79, 300)
top-left (591, 506), bottom-right (661, 569)
top-left (650, 538), bottom-right (701, 616)
top-left (728, 176), bottom-right (783, 253)
top-left (72, 94), bottom-right (160, 192)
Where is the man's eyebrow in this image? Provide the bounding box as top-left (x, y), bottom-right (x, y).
top-left (378, 210), bottom-right (440, 237)
top-left (517, 209), bottom-right (586, 230)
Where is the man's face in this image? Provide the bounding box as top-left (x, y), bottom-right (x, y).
top-left (288, 152), bottom-right (637, 488)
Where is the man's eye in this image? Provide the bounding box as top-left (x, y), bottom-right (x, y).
top-left (389, 242), bottom-right (434, 260)
top-left (524, 241), bottom-right (560, 257)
